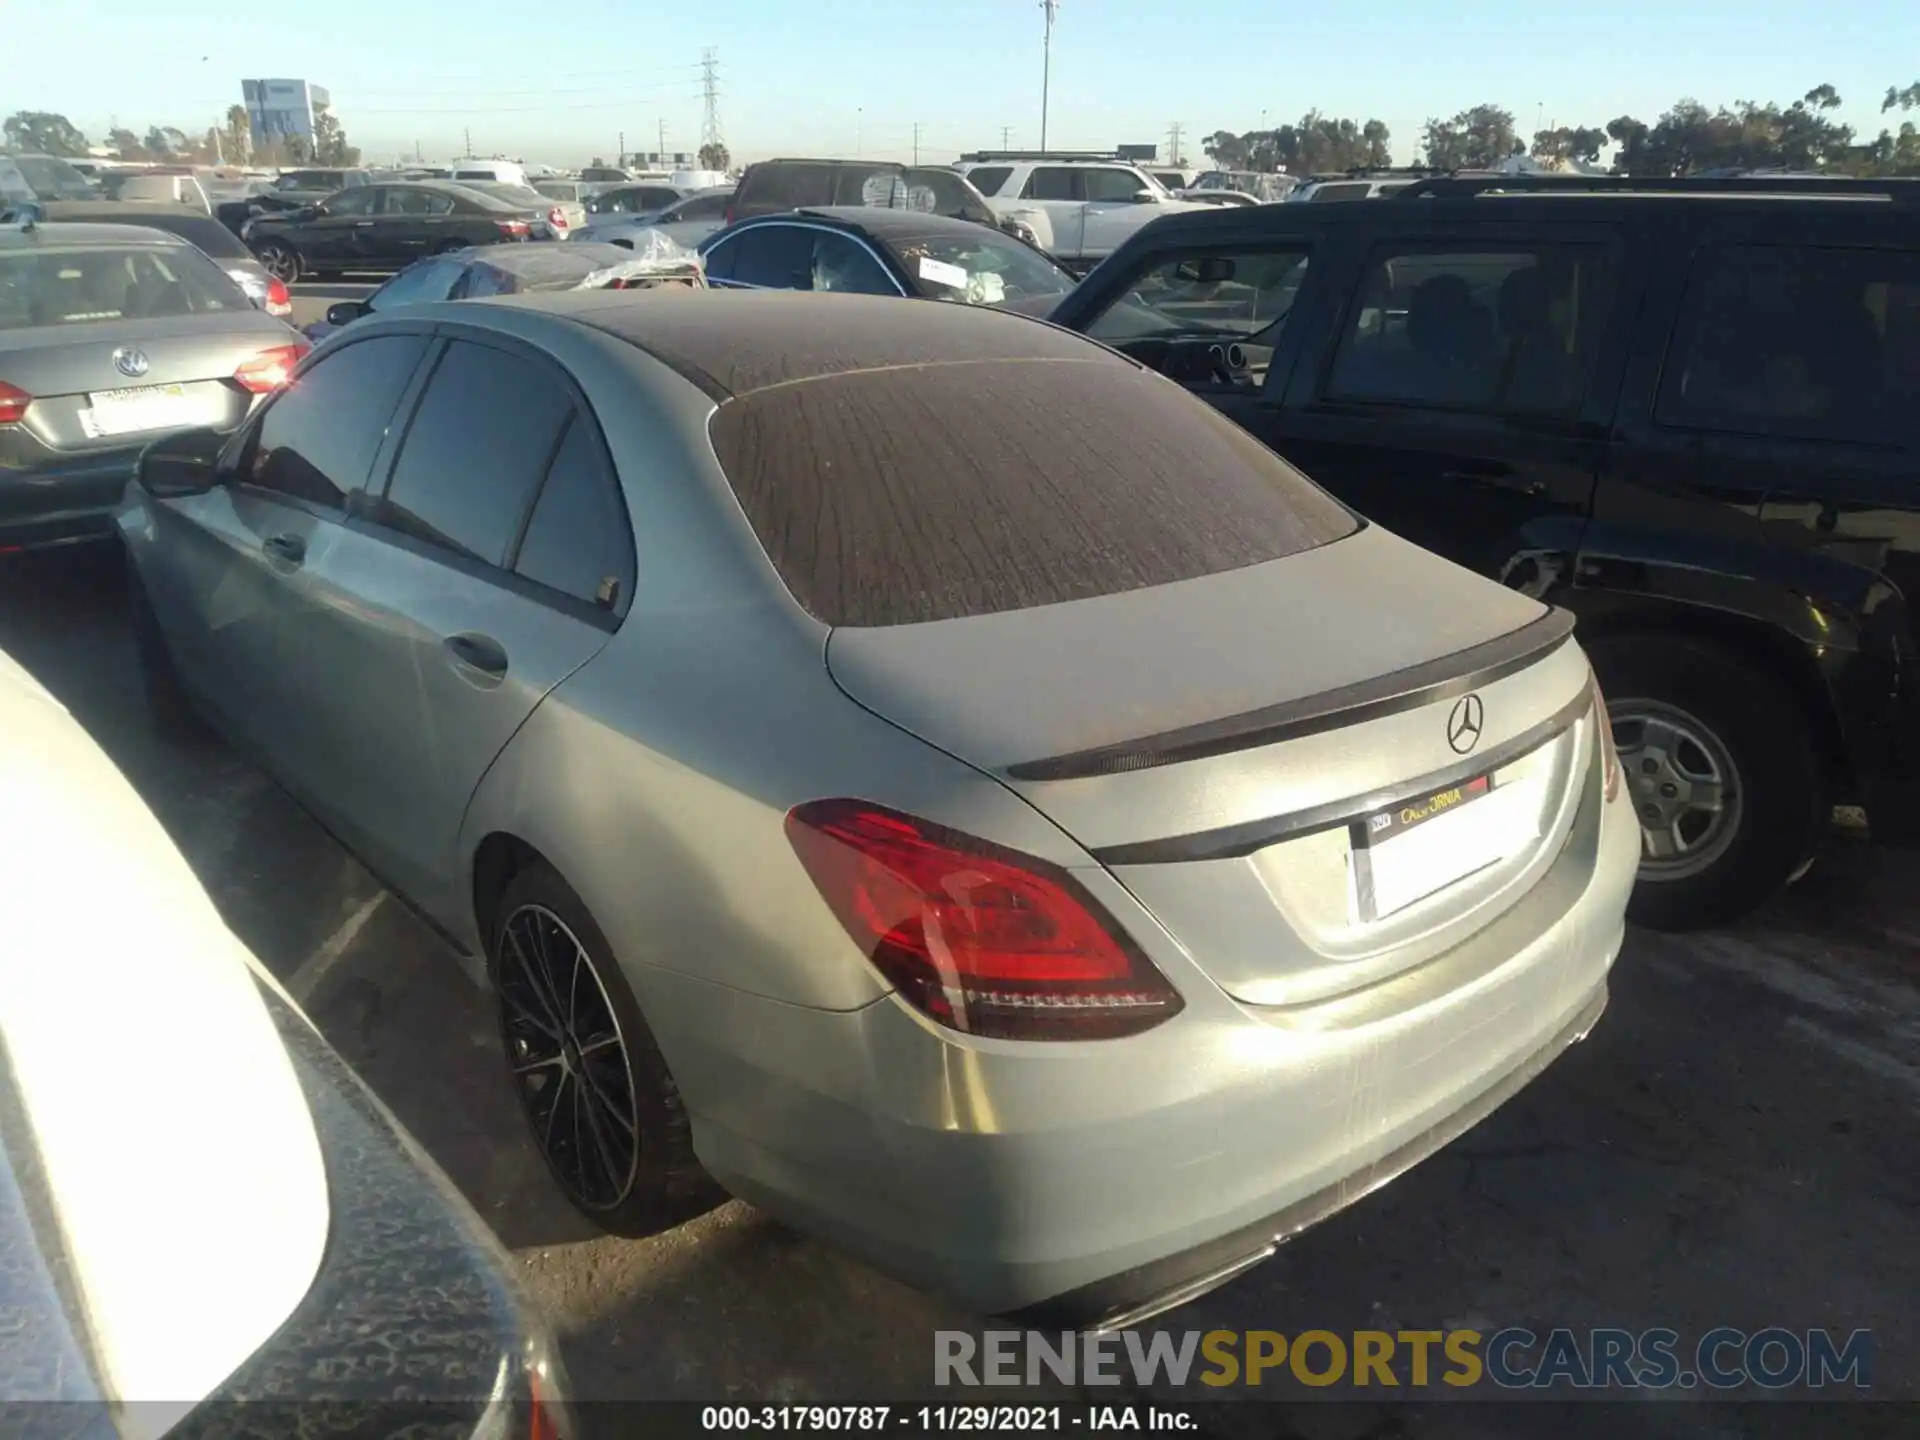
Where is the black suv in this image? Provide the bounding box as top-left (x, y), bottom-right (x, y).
top-left (728, 158), bottom-right (1000, 228)
top-left (1048, 175), bottom-right (1920, 929)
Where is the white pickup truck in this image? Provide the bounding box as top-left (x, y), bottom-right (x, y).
top-left (954, 160), bottom-right (1209, 273)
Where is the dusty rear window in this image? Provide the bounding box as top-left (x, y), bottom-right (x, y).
top-left (707, 357), bottom-right (1358, 626)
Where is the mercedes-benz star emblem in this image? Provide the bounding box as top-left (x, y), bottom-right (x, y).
top-left (1446, 694), bottom-right (1485, 755)
top-left (112, 347), bottom-right (150, 379)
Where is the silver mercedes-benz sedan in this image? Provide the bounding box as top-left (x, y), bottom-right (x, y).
top-left (120, 290), bottom-right (1639, 1325)
top-left (2, 217), bottom-right (306, 551)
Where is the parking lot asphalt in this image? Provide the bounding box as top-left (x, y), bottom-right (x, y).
top-left (2, 546), bottom-right (1914, 1432)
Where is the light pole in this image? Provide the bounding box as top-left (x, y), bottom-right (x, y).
top-left (1040, 0), bottom-right (1059, 151)
top-left (855, 107), bottom-right (863, 158)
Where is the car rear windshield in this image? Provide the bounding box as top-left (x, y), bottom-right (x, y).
top-left (707, 357), bottom-right (1358, 626)
top-left (0, 245), bottom-right (246, 331)
top-left (14, 156), bottom-right (96, 201)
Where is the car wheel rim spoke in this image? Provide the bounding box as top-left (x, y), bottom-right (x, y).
top-left (496, 902), bottom-right (641, 1210)
top-left (1611, 698), bottom-right (1744, 882)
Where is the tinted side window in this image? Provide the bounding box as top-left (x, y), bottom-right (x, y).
top-left (808, 232), bottom-right (897, 295)
top-left (967, 166), bottom-right (1013, 197)
top-left (379, 341), bottom-right (571, 565)
top-left (701, 233), bottom-right (739, 282)
top-left (1656, 244), bottom-right (1920, 446)
top-left (370, 257), bottom-right (464, 311)
top-left (639, 187), bottom-right (681, 209)
top-left (324, 188), bottom-right (377, 217)
top-left (245, 335), bottom-right (429, 509)
top-left (1324, 245), bottom-right (1615, 416)
top-left (677, 192), bottom-right (732, 220)
top-left (514, 413), bottom-right (636, 612)
top-left (382, 187), bottom-right (454, 217)
top-left (1022, 168), bottom-right (1077, 201)
top-left (1083, 168), bottom-right (1143, 202)
top-left (1307, 183), bottom-right (1372, 202)
top-left (728, 226), bottom-right (818, 289)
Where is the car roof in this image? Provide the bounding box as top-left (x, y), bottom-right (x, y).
top-left (39, 202), bottom-right (215, 224)
top-left (758, 206), bottom-right (995, 239)
top-left (476, 288), bottom-right (1119, 399)
top-left (0, 221), bottom-right (189, 248)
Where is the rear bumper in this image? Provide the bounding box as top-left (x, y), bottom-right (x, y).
top-left (0, 444), bottom-right (140, 549)
top-left (645, 755), bottom-right (1641, 1319)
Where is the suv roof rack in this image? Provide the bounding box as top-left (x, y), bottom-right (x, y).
top-left (1394, 173), bottom-right (1920, 205)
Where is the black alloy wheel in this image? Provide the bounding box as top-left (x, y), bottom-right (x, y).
top-left (255, 240), bottom-right (301, 284)
top-left (496, 902), bottom-right (641, 1212)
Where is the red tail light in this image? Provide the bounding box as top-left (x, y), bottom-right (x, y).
top-left (785, 800), bottom-right (1182, 1040)
top-left (496, 219), bottom-right (532, 240)
top-left (0, 381), bottom-right (29, 425)
top-left (233, 342), bottom-right (309, 394)
top-left (264, 276), bottom-right (292, 317)
top-left (547, 206), bottom-right (567, 230)
top-left (1591, 671), bottom-right (1621, 804)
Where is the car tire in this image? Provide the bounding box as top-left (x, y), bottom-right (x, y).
top-left (254, 240), bottom-right (301, 284)
top-left (489, 860), bottom-right (718, 1236)
top-left (1588, 635), bottom-right (1824, 931)
top-left (128, 563), bottom-right (211, 745)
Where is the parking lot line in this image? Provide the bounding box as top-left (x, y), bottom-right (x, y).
top-left (288, 891), bottom-right (387, 1003)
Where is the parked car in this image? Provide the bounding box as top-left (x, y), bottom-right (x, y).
top-left (39, 201), bottom-right (292, 317)
top-left (122, 289), bottom-right (1636, 1324)
top-left (583, 186), bottom-right (734, 250)
top-left (956, 159), bottom-right (1209, 273)
top-left (1048, 174), bottom-right (1920, 928)
top-left (111, 173), bottom-right (214, 212)
top-left (700, 208), bottom-right (1074, 314)
top-left (580, 181), bottom-right (690, 228)
top-left (1148, 166), bottom-right (1201, 192)
top-left (730, 158), bottom-right (1000, 228)
top-left (454, 180), bottom-right (586, 239)
top-left (0, 218), bottom-right (305, 551)
top-left (1184, 171), bottom-right (1299, 205)
top-left (532, 179), bottom-right (601, 207)
top-left (244, 181), bottom-right (547, 282)
top-left (0, 152), bottom-right (97, 204)
top-left (449, 158), bottom-right (532, 188)
top-left (580, 165), bottom-right (633, 184)
top-left (302, 237), bottom-right (703, 342)
top-left (1288, 175), bottom-right (1420, 202)
top-left (0, 643), bottom-right (572, 1435)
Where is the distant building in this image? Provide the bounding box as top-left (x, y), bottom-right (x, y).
top-left (242, 79), bottom-right (330, 151)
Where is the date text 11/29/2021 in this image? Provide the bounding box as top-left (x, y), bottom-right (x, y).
top-left (701, 1408), bottom-right (1192, 1432)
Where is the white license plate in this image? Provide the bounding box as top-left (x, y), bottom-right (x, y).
top-left (80, 384), bottom-right (209, 439)
top-left (1351, 773), bottom-right (1544, 921)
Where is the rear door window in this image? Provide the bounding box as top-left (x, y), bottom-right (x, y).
top-left (706, 355), bottom-right (1358, 626)
top-left (724, 226), bottom-right (818, 289)
top-left (966, 166), bottom-right (1013, 197)
top-left (243, 335), bottom-right (431, 510)
top-left (376, 340), bottom-right (571, 565)
top-left (1022, 167), bottom-right (1077, 201)
top-left (323, 188), bottom-right (377, 217)
top-left (1307, 183), bottom-right (1373, 202)
top-left (673, 191), bottom-right (732, 221)
top-left (1324, 244), bottom-right (1617, 416)
top-left (1083, 168), bottom-right (1144, 202)
top-left (513, 412), bottom-right (636, 614)
top-left (807, 232), bottom-right (898, 295)
top-left (1656, 244), bottom-right (1920, 446)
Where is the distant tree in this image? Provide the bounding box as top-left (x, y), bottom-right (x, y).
top-left (1203, 113), bottom-right (1389, 174)
top-left (1421, 104), bottom-right (1518, 169)
top-left (311, 108), bottom-right (359, 166)
top-left (589, 155), bottom-right (606, 167)
top-left (1605, 115), bottom-right (1651, 171)
top-left (1361, 119), bottom-right (1392, 168)
top-left (1887, 81), bottom-right (1920, 112)
top-left (4, 110), bottom-right (90, 156)
top-left (221, 104), bottom-right (252, 165)
top-left (284, 133), bottom-right (311, 164)
top-left (698, 141), bottom-right (730, 171)
top-left (144, 125), bottom-right (190, 158)
top-left (106, 127), bottom-right (146, 161)
top-left (1531, 125), bottom-right (1608, 164)
top-left (1201, 129), bottom-right (1250, 169)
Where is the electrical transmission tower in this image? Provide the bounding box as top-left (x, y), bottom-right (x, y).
top-left (1167, 121), bottom-right (1184, 166)
top-left (700, 48), bottom-right (724, 159)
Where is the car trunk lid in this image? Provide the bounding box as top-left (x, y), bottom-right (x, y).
top-left (827, 525), bottom-right (1599, 1005)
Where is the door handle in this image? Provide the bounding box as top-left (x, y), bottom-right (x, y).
top-left (353, 220), bottom-right (375, 228)
top-left (1442, 469), bottom-right (1545, 498)
top-left (262, 532), bottom-right (305, 565)
top-left (444, 632), bottom-right (509, 677)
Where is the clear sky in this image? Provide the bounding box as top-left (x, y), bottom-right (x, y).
top-left (9, 0), bottom-right (1916, 167)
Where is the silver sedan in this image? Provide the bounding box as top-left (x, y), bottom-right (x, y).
top-left (120, 291), bottom-right (1639, 1324)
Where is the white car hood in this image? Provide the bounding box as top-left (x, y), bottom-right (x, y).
top-left (0, 653), bottom-right (329, 1426)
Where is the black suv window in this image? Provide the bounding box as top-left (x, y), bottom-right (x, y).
top-left (514, 413), bottom-right (636, 613)
top-left (244, 336), bottom-right (429, 509)
top-left (722, 226), bottom-right (818, 289)
top-left (322, 188), bottom-right (377, 218)
top-left (379, 340), bottom-right (571, 565)
top-left (1657, 244), bottom-right (1920, 446)
top-left (1022, 167), bottom-right (1077, 201)
top-left (1325, 245), bottom-right (1615, 415)
top-left (967, 166), bottom-right (1013, 197)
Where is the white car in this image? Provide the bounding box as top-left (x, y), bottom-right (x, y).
top-left (954, 159), bottom-right (1209, 272)
top-left (0, 644), bottom-right (571, 1433)
top-left (449, 158), bottom-right (532, 189)
top-left (579, 185), bottom-right (734, 250)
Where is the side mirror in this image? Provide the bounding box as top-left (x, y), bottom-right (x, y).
top-left (297, 205), bottom-right (321, 221)
top-left (137, 427), bottom-right (229, 498)
top-left (1132, 188), bottom-right (1159, 204)
top-left (325, 300), bottom-right (370, 327)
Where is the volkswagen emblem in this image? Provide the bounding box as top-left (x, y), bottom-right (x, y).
top-left (1446, 694), bottom-right (1485, 755)
top-left (112, 347), bottom-right (150, 379)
